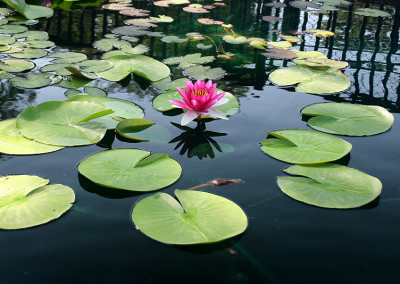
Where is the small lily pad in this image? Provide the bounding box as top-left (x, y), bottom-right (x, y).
top-left (125, 18), bottom-right (157, 28)
top-left (0, 24), bottom-right (28, 34)
top-left (11, 73), bottom-right (59, 89)
top-left (301, 103), bottom-right (394, 136)
top-left (306, 29), bottom-right (335, 37)
top-left (222, 35), bottom-right (247, 44)
top-left (355, 8), bottom-right (391, 17)
top-left (260, 129), bottom-right (352, 164)
top-left (16, 101), bottom-right (113, 146)
top-left (278, 164), bottom-right (382, 209)
top-left (150, 15), bottom-right (174, 23)
top-left (116, 118), bottom-right (171, 142)
top-left (66, 95), bottom-right (144, 129)
top-left (294, 58), bottom-right (348, 69)
top-left (10, 48), bottom-right (48, 59)
top-left (196, 43), bottom-right (213, 50)
top-left (2, 0), bottom-right (53, 19)
top-left (266, 41), bottom-right (292, 49)
top-left (77, 60), bottom-right (113, 73)
top-left (64, 66), bottom-right (97, 80)
top-left (132, 189), bottom-right (247, 244)
top-left (0, 175), bottom-right (74, 230)
top-left (26, 40), bottom-right (55, 49)
top-left (78, 149), bottom-right (182, 192)
top-left (262, 48), bottom-right (299, 60)
top-left (183, 65), bottom-right (225, 80)
top-left (40, 63), bottom-right (79, 76)
top-left (164, 53), bottom-right (214, 68)
top-left (0, 36), bottom-right (15, 45)
top-left (152, 77), bottom-right (189, 91)
top-left (0, 59), bottom-right (35, 72)
top-left (161, 35), bottom-right (188, 44)
top-left (14, 31), bottom-right (49, 40)
top-left (49, 52), bottom-right (87, 64)
top-left (93, 38), bottom-right (131, 51)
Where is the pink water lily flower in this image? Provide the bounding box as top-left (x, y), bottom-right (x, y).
top-left (170, 79), bottom-right (229, 125)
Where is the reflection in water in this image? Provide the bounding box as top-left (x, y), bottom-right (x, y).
top-left (169, 121), bottom-right (227, 159)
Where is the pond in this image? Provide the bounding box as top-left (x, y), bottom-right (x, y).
top-left (1, 0), bottom-right (400, 283)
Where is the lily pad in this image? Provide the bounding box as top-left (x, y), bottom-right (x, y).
top-left (153, 89), bottom-right (239, 117)
top-left (10, 48), bottom-right (47, 59)
top-left (26, 40), bottom-right (55, 49)
top-left (0, 36), bottom-right (16, 45)
top-left (196, 43), bottom-right (213, 50)
top-left (13, 30), bottom-right (49, 40)
top-left (120, 44), bottom-right (150, 55)
top-left (355, 8), bottom-right (391, 18)
top-left (161, 36), bottom-right (188, 44)
top-left (150, 15), bottom-right (174, 23)
top-left (16, 101), bottom-right (113, 146)
top-left (306, 29), bottom-right (335, 37)
top-left (278, 164), bottom-right (382, 208)
top-left (11, 73), bottom-right (60, 89)
top-left (40, 63), bottom-right (79, 76)
top-left (0, 24), bottom-right (27, 34)
top-left (64, 66), bottom-right (98, 80)
top-left (183, 65), bottom-right (225, 80)
top-left (125, 18), bottom-right (157, 28)
top-left (132, 189), bottom-right (247, 244)
top-left (112, 26), bottom-right (150, 37)
top-left (0, 119), bottom-right (63, 155)
top-left (1, 0), bottom-right (53, 19)
top-left (294, 58), bottom-right (348, 69)
top-left (268, 65), bottom-right (351, 94)
top-left (290, 1), bottom-right (321, 9)
top-left (0, 59), bottom-right (34, 72)
top-left (260, 129), bottom-right (352, 164)
top-left (96, 54), bottom-right (170, 82)
top-left (262, 48), bottom-right (299, 60)
top-left (66, 95), bottom-right (144, 129)
top-left (49, 52), bottom-right (87, 64)
top-left (116, 118), bottom-right (171, 142)
top-left (78, 149), bottom-right (182, 192)
top-left (301, 103), bottom-right (394, 136)
top-left (164, 53), bottom-right (214, 68)
top-left (222, 35), bottom-right (247, 44)
top-left (0, 175), bottom-right (74, 230)
top-left (152, 77), bottom-right (189, 91)
top-left (93, 38), bottom-right (131, 51)
top-left (266, 41), bottom-right (292, 49)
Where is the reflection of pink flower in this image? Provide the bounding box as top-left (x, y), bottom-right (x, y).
top-left (170, 79), bottom-right (229, 125)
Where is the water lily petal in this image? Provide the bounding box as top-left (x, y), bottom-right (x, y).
top-left (207, 108), bottom-right (229, 120)
top-left (170, 99), bottom-right (192, 110)
top-left (212, 97), bottom-right (229, 107)
top-left (181, 110), bottom-right (200, 125)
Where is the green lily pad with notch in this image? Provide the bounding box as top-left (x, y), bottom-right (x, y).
top-left (78, 60), bottom-right (113, 73)
top-left (93, 38), bottom-right (131, 51)
top-left (266, 41), bottom-right (292, 49)
top-left (49, 51), bottom-right (87, 64)
top-left (222, 35), bottom-right (247, 44)
top-left (0, 36), bottom-right (15, 45)
top-left (40, 63), bottom-right (79, 76)
top-left (164, 53), bottom-right (215, 69)
top-left (10, 48), bottom-right (47, 59)
top-left (301, 103), bottom-right (394, 136)
top-left (64, 66), bottom-right (98, 80)
top-left (13, 30), bottom-right (49, 40)
top-left (120, 44), bottom-right (149, 55)
top-left (152, 89), bottom-right (239, 117)
top-left (152, 77), bottom-right (189, 91)
top-left (66, 95), bottom-right (144, 129)
top-left (0, 175), bottom-right (74, 230)
top-left (26, 40), bottom-right (55, 49)
top-left (0, 45), bottom-right (10, 52)
top-left (260, 129), bottom-right (352, 164)
top-left (0, 24), bottom-right (28, 34)
top-left (56, 76), bottom-right (93, 89)
top-left (278, 163), bottom-right (382, 209)
top-left (78, 148), bottom-right (182, 192)
top-left (0, 119), bottom-right (63, 155)
top-left (294, 58), bottom-right (348, 69)
top-left (0, 59), bottom-right (35, 72)
top-left (16, 100), bottom-right (113, 146)
top-left (1, 0), bottom-right (53, 19)
top-left (84, 86), bottom-right (107, 97)
top-left (11, 73), bottom-right (61, 88)
top-left (315, 0), bottom-right (350, 5)
top-left (96, 54), bottom-right (170, 82)
top-left (183, 65), bottom-right (225, 80)
top-left (160, 35), bottom-right (188, 43)
top-left (355, 8), bottom-right (391, 18)
top-left (269, 65), bottom-right (350, 94)
top-left (116, 118), bottom-right (171, 142)
top-left (132, 189), bottom-right (247, 245)
top-left (196, 43), bottom-right (213, 50)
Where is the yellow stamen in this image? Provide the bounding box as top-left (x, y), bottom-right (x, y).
top-left (192, 90), bottom-right (209, 96)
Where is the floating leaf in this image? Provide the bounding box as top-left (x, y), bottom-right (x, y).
top-left (49, 51), bottom-right (87, 64)
top-left (301, 103), bottom-right (394, 136)
top-left (281, 35), bottom-right (301, 43)
top-left (14, 30), bottom-right (48, 40)
top-left (0, 119), bottom-right (63, 155)
top-left (183, 6), bottom-right (209, 13)
top-left (116, 118), bottom-right (171, 142)
top-left (0, 36), bottom-right (15, 45)
top-left (120, 8), bottom-right (150, 17)
top-left (186, 32), bottom-right (205, 41)
top-left (292, 50), bottom-right (327, 60)
top-left (247, 38), bottom-right (268, 49)
top-left (294, 58), bottom-right (348, 69)
top-left (222, 35), bottom-right (247, 44)
top-left (268, 65), bottom-right (351, 94)
top-left (0, 8), bottom-right (11, 16)
top-left (315, 0), bottom-right (350, 5)
top-left (78, 60), bottom-right (113, 73)
top-left (183, 65), bottom-right (225, 80)
top-left (164, 53), bottom-right (214, 68)
top-left (265, 2), bottom-right (286, 8)
top-left (260, 129), bottom-right (352, 164)
top-left (96, 54), bottom-right (170, 82)
top-left (354, 8), bottom-right (391, 17)
top-left (1, 0), bottom-right (53, 19)
top-left (150, 15), bottom-right (174, 23)
top-left (197, 18), bottom-right (223, 25)
top-left (10, 48), bottom-right (47, 59)
top-left (152, 77), bottom-right (189, 91)
top-left (306, 29), bottom-right (334, 37)
top-left (16, 101), bottom-right (113, 146)
top-left (262, 48), bottom-right (299, 60)
top-left (0, 175), bottom-right (74, 230)
top-left (125, 18), bottom-right (157, 28)
top-left (121, 35), bottom-right (139, 42)
top-left (78, 149), bottom-right (182, 192)
top-left (84, 86), bottom-right (107, 97)
top-left (217, 52), bottom-right (237, 60)
top-left (93, 38), bottom-right (131, 51)
top-left (6, 15), bottom-right (38, 25)
top-left (102, 3), bottom-right (131, 10)
top-left (26, 40), bottom-right (55, 49)
top-left (11, 73), bottom-right (60, 89)
top-left (278, 164), bottom-right (382, 208)
top-left (0, 59), bottom-right (34, 72)
top-left (66, 95), bottom-right (144, 129)
top-left (262, 16), bottom-right (283, 22)
top-left (266, 41), bottom-right (292, 49)
top-left (112, 26), bottom-right (150, 36)
top-left (0, 24), bottom-right (27, 34)
top-left (56, 76), bottom-right (92, 89)
top-left (196, 43), bottom-right (213, 50)
top-left (161, 35), bottom-right (188, 43)
top-left (40, 63), bottom-right (78, 76)
top-left (153, 89), bottom-right (239, 117)
top-left (290, 1), bottom-right (321, 9)
top-left (64, 66), bottom-right (98, 80)
top-left (132, 189), bottom-right (247, 244)
top-left (120, 44), bottom-right (150, 55)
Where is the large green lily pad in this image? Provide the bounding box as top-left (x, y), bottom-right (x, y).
top-left (0, 24), bottom-right (28, 34)
top-left (268, 65), bottom-right (351, 94)
top-left (132, 189), bottom-right (248, 244)
top-left (0, 59), bottom-right (34, 72)
top-left (260, 129), bottom-right (352, 164)
top-left (301, 103), bottom-right (394, 136)
top-left (78, 149), bottom-right (182, 192)
top-left (11, 73), bottom-right (60, 89)
top-left (96, 54), bottom-right (170, 82)
top-left (66, 95), bottom-right (144, 129)
top-left (13, 30), bottom-right (49, 40)
top-left (0, 119), bottom-right (63, 155)
top-left (278, 164), bottom-right (382, 209)
top-left (116, 118), bottom-right (171, 142)
top-left (2, 0), bottom-right (53, 19)
top-left (16, 101), bottom-right (113, 146)
top-left (153, 89), bottom-right (239, 117)
top-left (0, 175), bottom-right (74, 230)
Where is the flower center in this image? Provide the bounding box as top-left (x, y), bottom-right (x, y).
top-left (192, 90), bottom-right (209, 97)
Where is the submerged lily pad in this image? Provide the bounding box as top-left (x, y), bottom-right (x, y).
top-left (0, 175), bottom-right (74, 230)
top-left (78, 149), bottom-right (182, 192)
top-left (0, 59), bottom-right (34, 72)
top-left (116, 118), bottom-right (171, 142)
top-left (301, 103), bottom-right (394, 136)
top-left (278, 164), bottom-right (382, 208)
top-left (16, 101), bottom-right (113, 146)
top-left (153, 89), bottom-right (239, 117)
top-left (66, 95), bottom-right (144, 129)
top-left (269, 65), bottom-right (350, 94)
top-left (183, 65), bottom-right (225, 80)
top-left (0, 119), bottom-right (63, 155)
top-left (132, 189), bottom-right (247, 244)
top-left (260, 129), bottom-right (352, 164)
top-left (96, 54), bottom-right (170, 82)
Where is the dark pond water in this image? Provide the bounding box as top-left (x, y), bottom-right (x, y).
top-left (1, 0), bottom-right (400, 283)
